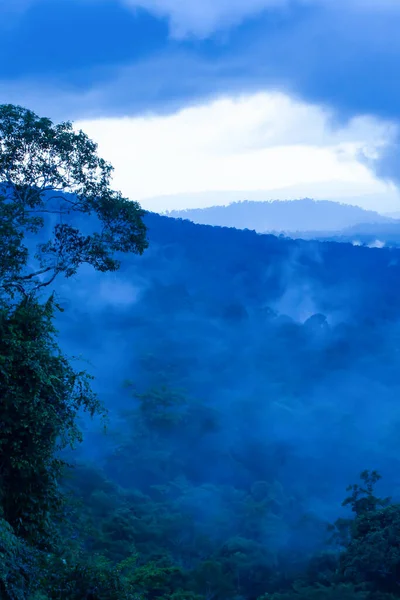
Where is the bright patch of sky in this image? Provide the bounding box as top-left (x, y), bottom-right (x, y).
top-left (76, 91), bottom-right (399, 212)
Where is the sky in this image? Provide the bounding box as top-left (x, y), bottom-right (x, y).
top-left (1, 0), bottom-right (400, 212)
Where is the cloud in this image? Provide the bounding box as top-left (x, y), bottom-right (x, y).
top-left (367, 240), bottom-right (386, 249)
top-left (1, 0), bottom-right (399, 123)
top-left (74, 91), bottom-right (394, 209)
top-left (122, 0), bottom-right (400, 39)
top-left (361, 138), bottom-right (400, 186)
top-left (2, 0), bottom-right (400, 185)
top-left (122, 0), bottom-right (290, 39)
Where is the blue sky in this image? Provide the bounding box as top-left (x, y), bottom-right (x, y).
top-left (1, 0), bottom-right (400, 211)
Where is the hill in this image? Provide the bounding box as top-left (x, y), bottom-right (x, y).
top-left (54, 212), bottom-right (400, 501)
top-left (286, 222), bottom-right (400, 247)
top-left (11, 208), bottom-right (400, 597)
top-left (166, 198), bottom-right (394, 233)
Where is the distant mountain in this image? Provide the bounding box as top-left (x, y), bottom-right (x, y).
top-left (385, 211), bottom-right (400, 220)
top-left (270, 222), bottom-right (400, 248)
top-left (166, 199), bottom-right (395, 233)
top-left (299, 221), bottom-right (400, 248)
top-left (144, 183), bottom-right (400, 213)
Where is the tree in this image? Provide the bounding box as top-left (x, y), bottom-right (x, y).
top-left (337, 472), bottom-right (400, 594)
top-left (0, 104), bottom-right (148, 552)
top-left (0, 103), bottom-right (148, 301)
top-left (0, 293), bottom-right (107, 548)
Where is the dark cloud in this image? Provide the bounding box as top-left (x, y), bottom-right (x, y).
top-left (1, 1), bottom-right (400, 179)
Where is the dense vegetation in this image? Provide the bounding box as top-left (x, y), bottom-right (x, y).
top-left (2, 104), bottom-right (400, 599)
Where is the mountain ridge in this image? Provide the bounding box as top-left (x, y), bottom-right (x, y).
top-left (166, 198), bottom-right (396, 233)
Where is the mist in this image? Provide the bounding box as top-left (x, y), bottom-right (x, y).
top-left (32, 208), bottom-right (400, 595)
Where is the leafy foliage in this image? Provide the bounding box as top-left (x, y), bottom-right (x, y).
top-left (0, 103), bottom-right (147, 300)
top-left (337, 472), bottom-right (400, 594)
top-left (0, 518), bottom-right (40, 600)
top-left (0, 295), bottom-right (105, 547)
top-left (343, 471), bottom-right (391, 517)
top-left (36, 553), bottom-right (140, 600)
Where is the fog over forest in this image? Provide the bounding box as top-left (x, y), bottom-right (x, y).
top-left (33, 206), bottom-right (400, 595)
